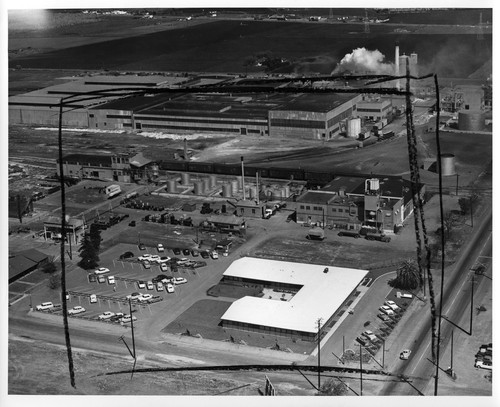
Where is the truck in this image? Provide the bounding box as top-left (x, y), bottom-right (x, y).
top-left (306, 227), bottom-right (325, 241)
top-left (263, 207), bottom-right (275, 219)
top-left (105, 184), bottom-right (121, 199)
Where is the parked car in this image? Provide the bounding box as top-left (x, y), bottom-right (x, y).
top-left (384, 300), bottom-right (400, 311)
top-left (211, 251), bottom-right (219, 259)
top-left (119, 251), bottom-right (135, 260)
top-left (94, 267), bottom-right (110, 275)
top-left (68, 306), bottom-right (86, 315)
top-left (157, 243), bottom-right (165, 252)
top-left (177, 258), bottom-right (190, 265)
top-left (166, 283), bottom-right (175, 293)
top-left (107, 275), bottom-right (115, 284)
top-left (36, 302), bottom-right (54, 311)
top-left (138, 243), bottom-right (146, 250)
top-left (200, 250), bottom-right (210, 259)
top-left (338, 231), bottom-right (361, 239)
top-left (356, 336), bottom-right (367, 346)
top-left (139, 294), bottom-right (153, 302)
top-left (378, 313), bottom-right (391, 322)
top-left (474, 360), bottom-right (492, 370)
top-left (193, 261), bottom-right (207, 268)
top-left (156, 282), bottom-right (164, 291)
top-left (142, 260), bottom-right (151, 269)
top-left (148, 255), bottom-right (161, 263)
top-left (173, 277), bottom-right (187, 285)
top-left (128, 220), bottom-right (136, 227)
top-left (160, 263), bottom-right (169, 272)
top-left (365, 233), bottom-right (391, 242)
top-left (152, 274), bottom-right (169, 283)
top-left (90, 294), bottom-right (97, 303)
top-left (159, 256), bottom-right (171, 263)
top-left (110, 312), bottom-right (124, 322)
top-left (182, 248), bottom-right (191, 256)
top-left (88, 274), bottom-right (97, 283)
top-left (173, 248), bottom-right (181, 255)
top-left (97, 275), bottom-right (106, 284)
top-left (146, 281), bottom-right (154, 290)
top-left (120, 314), bottom-right (137, 323)
top-left (98, 311), bottom-right (115, 320)
top-left (379, 305), bottom-right (395, 316)
top-left (400, 349), bottom-right (412, 360)
top-left (362, 330), bottom-right (378, 342)
top-left (137, 281), bottom-right (146, 289)
top-left (138, 254), bottom-right (151, 261)
top-left (126, 292), bottom-right (142, 300)
top-left (191, 249), bottom-right (199, 257)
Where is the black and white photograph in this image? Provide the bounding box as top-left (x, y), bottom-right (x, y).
top-left (2, 1), bottom-right (496, 404)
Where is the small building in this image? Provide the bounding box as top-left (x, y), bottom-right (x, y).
top-left (9, 249), bottom-right (50, 283)
top-left (43, 217), bottom-right (85, 245)
top-left (234, 199), bottom-right (267, 218)
top-left (200, 215), bottom-right (246, 234)
top-left (355, 97), bottom-right (393, 121)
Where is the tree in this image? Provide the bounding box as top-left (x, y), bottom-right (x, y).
top-left (77, 233), bottom-right (100, 270)
top-left (458, 192), bottom-right (479, 215)
top-left (317, 379), bottom-right (348, 396)
top-left (442, 211), bottom-right (458, 240)
top-left (89, 224), bottom-right (102, 252)
top-left (389, 259), bottom-right (420, 290)
top-left (40, 260), bottom-right (57, 274)
top-left (48, 273), bottom-right (61, 290)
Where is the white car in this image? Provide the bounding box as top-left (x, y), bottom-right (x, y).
top-left (400, 349), bottom-right (412, 360)
top-left (107, 275), bottom-right (115, 284)
top-left (89, 294), bottom-right (97, 303)
top-left (36, 302), bottom-right (54, 311)
top-left (126, 292), bottom-right (143, 300)
top-left (385, 300), bottom-right (400, 311)
top-left (159, 256), bottom-right (171, 263)
top-left (68, 306), bottom-right (86, 315)
top-left (138, 254), bottom-right (151, 262)
top-left (157, 244), bottom-right (165, 252)
top-left (120, 314), bottom-right (137, 323)
top-left (160, 263), bottom-right (169, 272)
top-left (156, 282), bottom-right (164, 292)
top-left (379, 305), bottom-right (395, 316)
top-left (173, 277), bottom-right (187, 285)
top-left (166, 283), bottom-right (175, 293)
top-left (475, 360), bottom-right (492, 370)
top-left (139, 294), bottom-right (153, 302)
top-left (137, 281), bottom-right (146, 289)
top-left (177, 258), bottom-right (189, 265)
top-left (211, 251), bottom-right (219, 259)
top-left (148, 255), bottom-right (161, 263)
top-left (98, 311), bottom-right (115, 320)
top-left (146, 281), bottom-right (154, 290)
top-left (94, 267), bottom-right (110, 275)
top-left (173, 230), bottom-right (181, 235)
top-left (362, 330), bottom-right (378, 342)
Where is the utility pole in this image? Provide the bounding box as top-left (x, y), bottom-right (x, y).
top-left (470, 196), bottom-right (474, 228)
top-left (359, 343), bottom-right (363, 396)
top-left (317, 318), bottom-right (323, 391)
top-left (455, 173), bottom-right (459, 196)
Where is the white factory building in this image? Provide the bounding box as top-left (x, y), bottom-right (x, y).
top-left (220, 257), bottom-right (368, 341)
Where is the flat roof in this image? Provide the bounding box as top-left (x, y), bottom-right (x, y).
top-left (60, 153), bottom-right (112, 167)
top-left (220, 257), bottom-right (368, 334)
top-left (275, 93), bottom-right (358, 113)
top-left (296, 191), bottom-right (336, 205)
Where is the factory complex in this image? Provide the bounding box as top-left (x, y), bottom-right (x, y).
top-left (220, 257), bottom-right (368, 341)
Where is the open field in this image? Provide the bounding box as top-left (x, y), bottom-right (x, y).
top-left (9, 19), bottom-right (492, 78)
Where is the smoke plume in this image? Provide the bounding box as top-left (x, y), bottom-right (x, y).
top-left (333, 47), bottom-right (394, 75)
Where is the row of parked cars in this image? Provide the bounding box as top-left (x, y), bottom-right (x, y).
top-left (474, 343), bottom-right (493, 370)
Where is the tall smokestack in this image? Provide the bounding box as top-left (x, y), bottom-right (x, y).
top-left (395, 43), bottom-right (400, 90)
top-left (241, 156), bottom-right (246, 200)
top-left (183, 138), bottom-right (189, 161)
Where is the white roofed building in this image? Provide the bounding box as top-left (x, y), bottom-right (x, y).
top-left (220, 257), bottom-right (368, 341)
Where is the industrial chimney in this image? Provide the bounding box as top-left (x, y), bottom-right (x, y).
top-left (183, 138), bottom-right (189, 161)
top-left (395, 43), bottom-right (400, 90)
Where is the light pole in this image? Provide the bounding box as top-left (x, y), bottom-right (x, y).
top-left (316, 318), bottom-right (323, 391)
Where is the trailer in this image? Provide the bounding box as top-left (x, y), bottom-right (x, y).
top-left (105, 184), bottom-right (121, 199)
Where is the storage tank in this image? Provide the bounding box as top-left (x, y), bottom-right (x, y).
top-left (167, 180), bottom-right (177, 193)
top-left (458, 110), bottom-right (485, 131)
top-left (181, 173), bottom-right (191, 185)
top-left (440, 154), bottom-right (456, 176)
top-left (236, 176), bottom-right (243, 188)
top-left (209, 175), bottom-right (217, 188)
top-left (203, 178), bottom-right (211, 193)
top-left (283, 185), bottom-right (290, 198)
top-left (231, 180), bottom-right (239, 194)
top-left (194, 181), bottom-right (204, 195)
top-left (223, 184), bottom-right (232, 198)
top-left (346, 118), bottom-right (362, 138)
top-left (249, 186), bottom-right (257, 199)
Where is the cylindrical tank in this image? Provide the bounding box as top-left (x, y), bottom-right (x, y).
top-left (236, 176), bottom-right (243, 188)
top-left (347, 118), bottom-right (362, 138)
top-left (458, 110), bottom-right (485, 131)
top-left (194, 181), bottom-right (204, 195)
top-left (203, 178), bottom-right (211, 193)
top-left (167, 180), bottom-right (177, 193)
top-left (440, 153), bottom-right (456, 176)
top-left (209, 175), bottom-right (217, 188)
top-left (249, 186), bottom-right (257, 199)
top-left (283, 185), bottom-right (290, 198)
top-left (231, 180), bottom-right (239, 194)
top-left (223, 184), bottom-right (232, 198)
top-left (181, 172), bottom-right (191, 185)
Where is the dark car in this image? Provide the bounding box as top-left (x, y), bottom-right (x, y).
top-left (128, 221), bottom-right (136, 227)
top-left (88, 274), bottom-right (97, 283)
top-left (173, 248), bottom-right (181, 255)
top-left (338, 231), bottom-right (360, 239)
top-left (193, 261), bottom-right (207, 268)
top-left (182, 248), bottom-right (191, 256)
top-left (138, 243), bottom-right (146, 250)
top-left (365, 233), bottom-right (391, 243)
top-left (191, 249), bottom-right (199, 257)
top-left (200, 250), bottom-right (210, 259)
top-left (119, 251), bottom-right (135, 260)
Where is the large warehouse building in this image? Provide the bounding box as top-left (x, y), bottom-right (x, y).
top-left (220, 257), bottom-right (368, 341)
